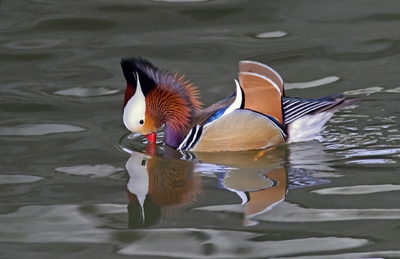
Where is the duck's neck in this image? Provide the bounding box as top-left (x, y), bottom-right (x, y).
top-left (142, 71), bottom-right (202, 149)
top-left (164, 124), bottom-right (186, 149)
top-left (146, 86), bottom-right (199, 149)
top-left (160, 101), bottom-right (194, 149)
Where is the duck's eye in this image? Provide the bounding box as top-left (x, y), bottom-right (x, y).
top-left (139, 119), bottom-right (144, 125)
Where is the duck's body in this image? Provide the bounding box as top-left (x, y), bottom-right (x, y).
top-left (122, 58), bottom-right (359, 152)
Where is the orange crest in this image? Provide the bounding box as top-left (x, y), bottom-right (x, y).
top-left (147, 73), bottom-right (202, 131)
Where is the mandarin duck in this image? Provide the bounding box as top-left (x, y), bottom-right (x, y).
top-left (122, 57), bottom-right (359, 152)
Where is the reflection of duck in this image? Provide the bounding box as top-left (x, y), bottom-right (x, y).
top-left (121, 57), bottom-right (359, 152)
top-left (196, 148), bottom-right (288, 226)
top-left (123, 142), bottom-right (329, 228)
top-left (126, 144), bottom-right (201, 228)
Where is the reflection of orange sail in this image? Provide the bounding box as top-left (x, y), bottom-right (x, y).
top-left (244, 168), bottom-right (287, 226)
top-left (123, 142), bottom-right (288, 228)
top-left (195, 147), bottom-right (288, 227)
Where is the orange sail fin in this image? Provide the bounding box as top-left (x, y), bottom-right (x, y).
top-left (239, 60), bottom-right (284, 94)
top-left (239, 72), bottom-right (283, 124)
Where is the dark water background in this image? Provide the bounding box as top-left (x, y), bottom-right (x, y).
top-left (1, 0), bottom-right (400, 258)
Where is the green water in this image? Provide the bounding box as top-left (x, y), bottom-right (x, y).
top-left (1, 0), bottom-right (400, 258)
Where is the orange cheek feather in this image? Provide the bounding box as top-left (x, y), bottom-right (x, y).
top-left (143, 116), bottom-right (156, 143)
top-left (141, 114), bottom-right (156, 134)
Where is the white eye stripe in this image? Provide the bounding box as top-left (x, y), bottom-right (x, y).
top-left (123, 73), bottom-right (147, 132)
top-left (135, 72), bottom-right (141, 91)
top-left (133, 71), bottom-right (137, 82)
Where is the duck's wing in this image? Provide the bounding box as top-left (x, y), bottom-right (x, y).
top-left (179, 109), bottom-right (286, 152)
top-left (238, 71), bottom-right (284, 124)
top-left (189, 79), bottom-right (242, 127)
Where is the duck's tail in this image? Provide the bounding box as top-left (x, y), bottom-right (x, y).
top-left (284, 94), bottom-right (360, 143)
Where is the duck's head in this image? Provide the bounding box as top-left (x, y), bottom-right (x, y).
top-left (121, 57), bottom-right (202, 144)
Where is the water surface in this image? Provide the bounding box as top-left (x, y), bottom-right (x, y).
top-left (1, 0), bottom-right (400, 258)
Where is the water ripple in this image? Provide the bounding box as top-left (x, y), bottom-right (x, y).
top-left (337, 148), bottom-right (400, 158)
top-left (312, 184), bottom-right (400, 195)
top-left (54, 87), bottom-right (119, 97)
top-left (273, 251), bottom-right (400, 259)
top-left (345, 159), bottom-right (396, 164)
top-left (5, 39), bottom-right (64, 50)
top-left (195, 201), bottom-right (400, 222)
top-left (31, 17), bottom-right (118, 31)
top-left (344, 86), bottom-right (383, 96)
top-left (285, 76), bottom-right (340, 89)
top-left (256, 31), bottom-right (287, 39)
top-left (155, 0), bottom-right (209, 2)
top-left (118, 232), bottom-right (367, 258)
top-left (385, 87), bottom-right (400, 93)
top-left (180, 8), bottom-right (243, 21)
top-left (55, 165), bottom-right (124, 179)
top-left (0, 204), bottom-right (369, 258)
top-left (0, 174), bottom-right (43, 184)
top-left (0, 124), bottom-right (86, 136)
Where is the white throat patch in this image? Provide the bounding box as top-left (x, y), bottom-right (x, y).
top-left (123, 72), bottom-right (146, 132)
